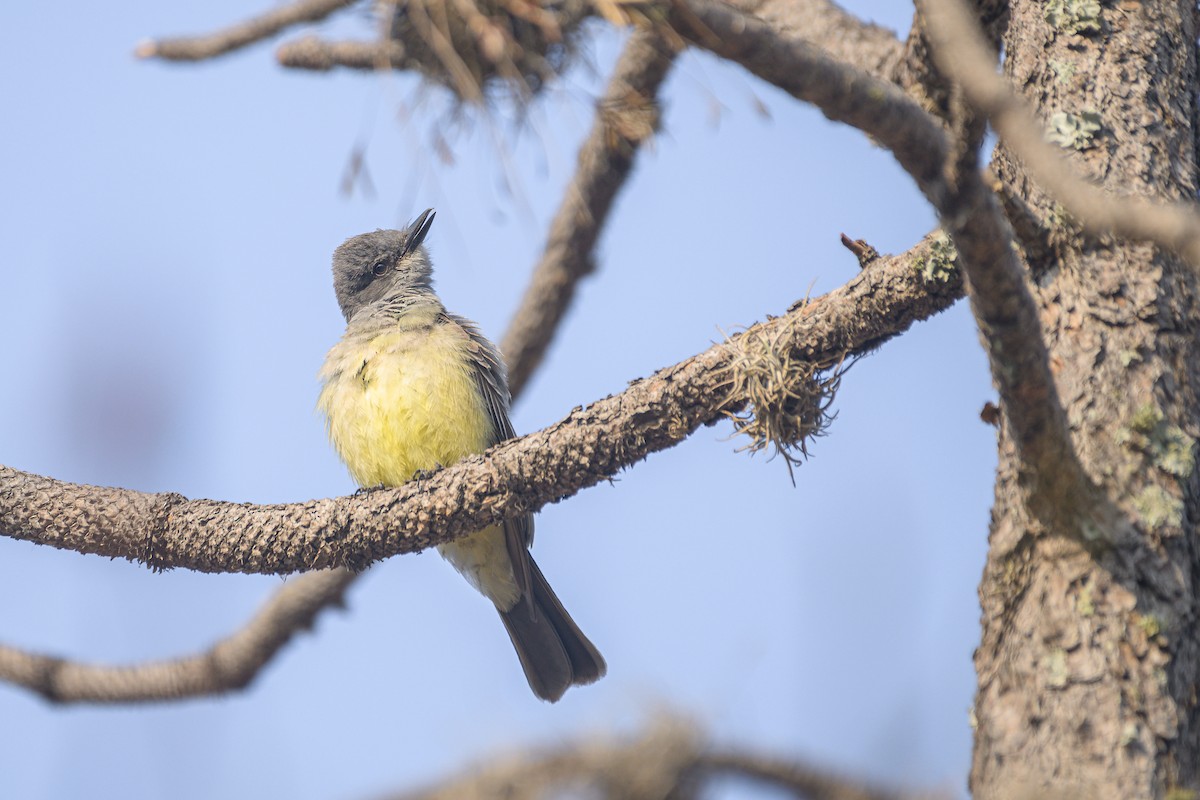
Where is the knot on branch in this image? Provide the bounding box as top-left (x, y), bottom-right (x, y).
top-left (719, 317), bottom-right (846, 480)
top-left (383, 0), bottom-right (597, 102)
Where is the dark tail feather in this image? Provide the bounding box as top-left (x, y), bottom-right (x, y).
top-left (497, 557), bottom-right (606, 702)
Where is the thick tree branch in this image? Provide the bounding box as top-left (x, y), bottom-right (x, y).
top-left (0, 233), bottom-right (957, 704)
top-left (500, 29), bottom-right (678, 396)
top-left (0, 236), bottom-right (962, 577)
top-left (135, 0), bottom-right (357, 62)
top-left (669, 0), bottom-right (1107, 536)
top-left (0, 569), bottom-right (355, 703)
top-left (920, 0), bottom-right (1200, 267)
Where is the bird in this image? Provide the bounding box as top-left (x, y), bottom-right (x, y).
top-left (317, 209), bottom-right (605, 702)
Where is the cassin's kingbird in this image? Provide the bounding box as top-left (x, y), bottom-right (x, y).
top-left (318, 209), bottom-right (605, 702)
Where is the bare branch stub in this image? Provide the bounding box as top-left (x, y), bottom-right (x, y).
top-left (840, 233), bottom-right (880, 268)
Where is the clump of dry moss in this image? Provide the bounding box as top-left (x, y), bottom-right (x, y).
top-left (719, 317), bottom-right (845, 481)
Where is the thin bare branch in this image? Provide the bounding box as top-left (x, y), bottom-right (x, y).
top-left (0, 236), bottom-right (962, 579)
top-left (0, 569), bottom-right (355, 703)
top-left (920, 0), bottom-right (1200, 267)
top-left (500, 29), bottom-right (678, 396)
top-left (670, 0), bottom-right (1106, 536)
top-left (135, 0), bottom-right (358, 61)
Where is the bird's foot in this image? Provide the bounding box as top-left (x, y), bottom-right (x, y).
top-left (410, 464), bottom-right (444, 483)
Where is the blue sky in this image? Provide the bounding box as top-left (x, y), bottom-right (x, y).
top-left (0, 2), bottom-right (995, 797)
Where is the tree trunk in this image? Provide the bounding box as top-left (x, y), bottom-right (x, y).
top-left (971, 1), bottom-right (1200, 796)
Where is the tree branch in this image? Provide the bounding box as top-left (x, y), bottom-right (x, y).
top-left (500, 29), bottom-right (678, 396)
top-left (1, 237), bottom-right (962, 577)
top-left (920, 0), bottom-right (1200, 267)
top-left (669, 0), bottom-right (1106, 537)
top-left (135, 0), bottom-right (357, 62)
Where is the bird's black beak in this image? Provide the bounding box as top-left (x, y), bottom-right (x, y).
top-left (405, 208), bottom-right (436, 253)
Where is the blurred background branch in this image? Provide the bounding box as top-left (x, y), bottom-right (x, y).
top-left (390, 714), bottom-right (925, 800)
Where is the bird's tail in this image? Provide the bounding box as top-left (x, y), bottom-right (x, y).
top-left (498, 556), bottom-right (606, 703)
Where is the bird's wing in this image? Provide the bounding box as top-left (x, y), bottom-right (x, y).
top-left (447, 313), bottom-right (517, 442)
top-left (444, 312), bottom-right (535, 601)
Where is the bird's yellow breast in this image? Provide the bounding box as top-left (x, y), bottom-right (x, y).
top-left (317, 320), bottom-right (492, 488)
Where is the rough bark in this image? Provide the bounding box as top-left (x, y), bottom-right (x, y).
top-left (971, 1), bottom-right (1200, 797)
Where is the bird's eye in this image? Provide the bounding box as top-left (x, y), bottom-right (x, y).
top-left (371, 262), bottom-right (388, 276)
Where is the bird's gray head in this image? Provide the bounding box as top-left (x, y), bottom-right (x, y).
top-left (331, 209), bottom-right (437, 321)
